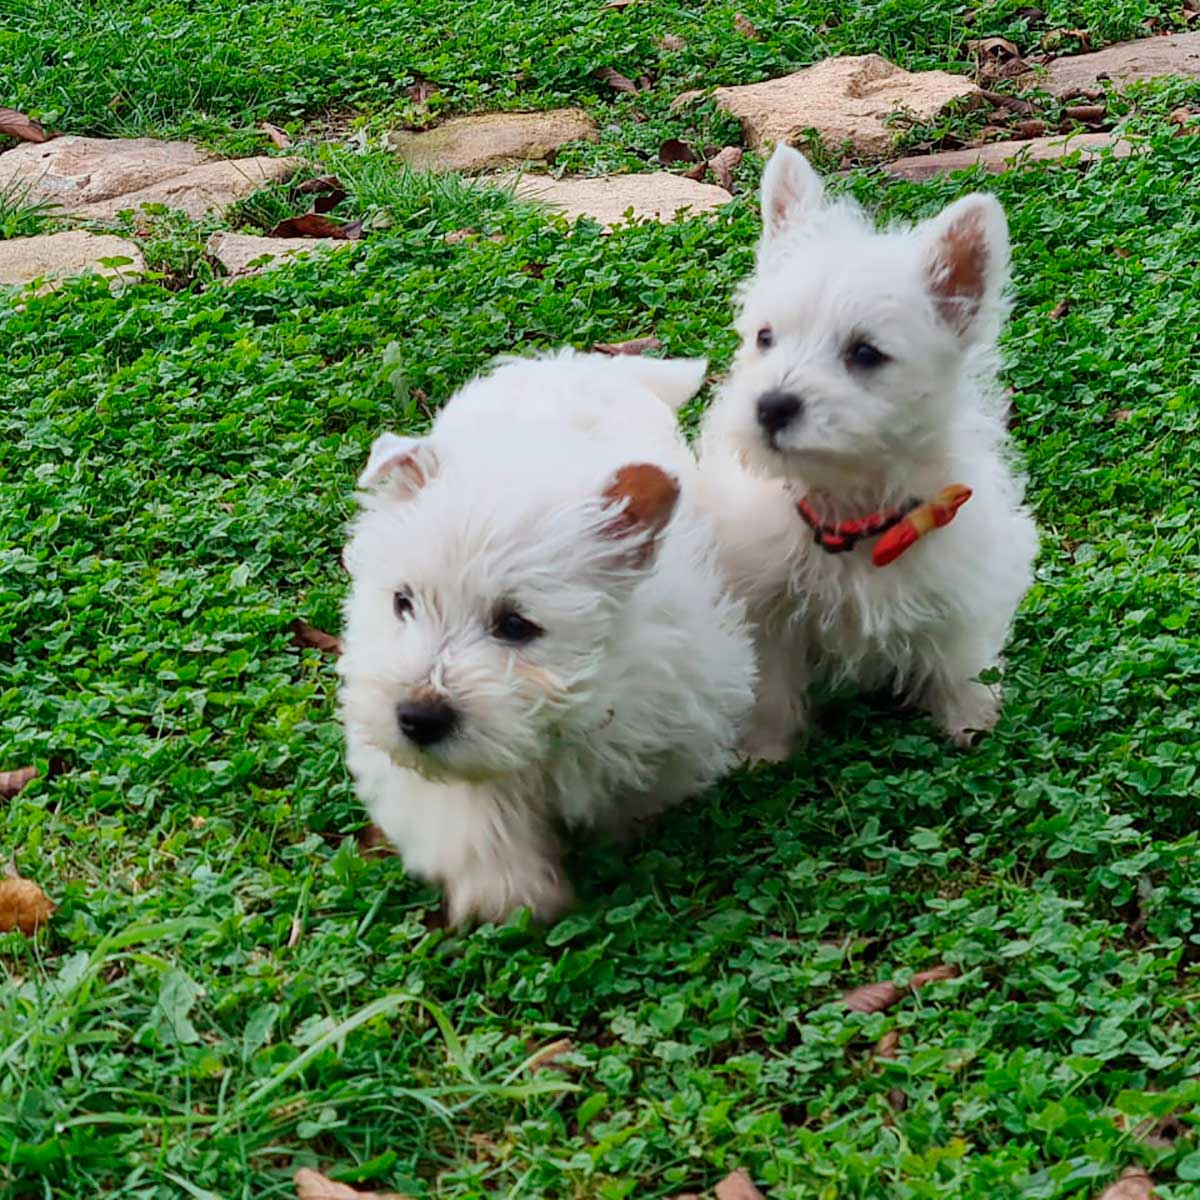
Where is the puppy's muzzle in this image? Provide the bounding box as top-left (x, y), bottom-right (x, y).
top-left (756, 390), bottom-right (804, 443)
top-left (397, 699), bottom-right (458, 748)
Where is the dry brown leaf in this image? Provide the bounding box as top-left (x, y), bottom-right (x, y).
top-left (291, 618), bottom-right (343, 656)
top-left (875, 1030), bottom-right (901, 1059)
top-left (708, 145), bottom-right (743, 191)
top-left (1015, 118), bottom-right (1048, 137)
top-left (0, 107), bottom-right (48, 144)
top-left (909, 963), bottom-right (960, 990)
top-left (268, 214), bottom-right (361, 240)
top-left (681, 160), bottom-right (709, 180)
top-left (261, 122), bottom-right (292, 149)
top-left (444, 228), bottom-right (478, 244)
top-left (0, 875), bottom-right (55, 935)
top-left (715, 1168), bottom-right (767, 1200)
top-left (969, 35), bottom-right (1021, 59)
top-left (843, 981), bottom-right (906, 1013)
top-left (1041, 26), bottom-right (1092, 50)
top-left (355, 823), bottom-right (396, 857)
top-left (733, 13), bottom-right (762, 38)
top-left (297, 174), bottom-right (345, 195)
top-left (605, 0), bottom-right (636, 8)
top-left (1015, 5), bottom-right (1046, 18)
top-left (1169, 106), bottom-right (1199, 133)
top-left (405, 80), bottom-right (440, 104)
top-left (1049, 298), bottom-right (1070, 319)
top-left (1111, 408), bottom-right (1133, 423)
top-left (659, 33), bottom-right (686, 49)
top-left (1063, 104), bottom-right (1106, 124)
top-left (593, 336), bottom-right (664, 356)
top-left (595, 67), bottom-right (640, 95)
top-left (887, 1086), bottom-right (908, 1113)
top-left (528, 1037), bottom-right (574, 1072)
top-left (658, 138), bottom-right (699, 164)
top-left (1095, 1168), bottom-right (1156, 1200)
top-left (294, 1168), bottom-right (413, 1200)
top-left (0, 766), bottom-right (38, 798)
top-left (977, 88), bottom-right (1036, 116)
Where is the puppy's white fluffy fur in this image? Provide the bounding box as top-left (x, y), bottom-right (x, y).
top-left (339, 350), bottom-right (756, 925)
top-left (698, 146), bottom-right (1038, 759)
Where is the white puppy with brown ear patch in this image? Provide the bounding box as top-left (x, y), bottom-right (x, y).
top-left (699, 146), bottom-right (1038, 760)
top-left (339, 350), bottom-right (756, 926)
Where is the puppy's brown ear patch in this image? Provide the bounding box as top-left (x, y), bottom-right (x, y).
top-left (358, 434), bottom-right (438, 499)
top-left (601, 463), bottom-right (680, 566)
top-left (928, 205), bottom-right (989, 330)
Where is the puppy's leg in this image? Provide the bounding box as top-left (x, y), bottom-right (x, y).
top-left (915, 629), bottom-right (1002, 747)
top-left (351, 742), bottom-right (572, 924)
top-left (741, 616), bottom-right (808, 764)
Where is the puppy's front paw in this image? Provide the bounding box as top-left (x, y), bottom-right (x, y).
top-left (444, 861), bottom-right (574, 928)
top-left (928, 681), bottom-right (1000, 748)
top-left (739, 729), bottom-right (794, 764)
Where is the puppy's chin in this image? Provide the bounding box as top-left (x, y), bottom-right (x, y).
top-left (731, 426), bottom-right (873, 493)
top-left (383, 726), bottom-right (546, 785)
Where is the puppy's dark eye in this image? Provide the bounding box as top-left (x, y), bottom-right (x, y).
top-left (756, 326), bottom-right (774, 351)
top-left (492, 610), bottom-right (543, 645)
top-left (393, 590), bottom-right (414, 620)
top-left (847, 340), bottom-right (887, 369)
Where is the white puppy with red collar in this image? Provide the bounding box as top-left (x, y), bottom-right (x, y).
top-left (340, 350), bottom-right (756, 925)
top-left (698, 146), bottom-right (1038, 760)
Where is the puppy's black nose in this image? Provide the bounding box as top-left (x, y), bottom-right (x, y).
top-left (397, 700), bottom-right (457, 747)
top-left (756, 390), bottom-right (803, 437)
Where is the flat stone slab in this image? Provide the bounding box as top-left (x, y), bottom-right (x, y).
top-left (389, 109), bottom-right (597, 173)
top-left (884, 131), bottom-right (1135, 179)
top-left (689, 55), bottom-right (980, 157)
top-left (0, 136), bottom-right (298, 218)
top-left (1035, 31), bottom-right (1200, 96)
top-left (206, 231), bottom-right (345, 276)
top-left (0, 231), bottom-right (145, 289)
top-left (509, 172), bottom-right (731, 227)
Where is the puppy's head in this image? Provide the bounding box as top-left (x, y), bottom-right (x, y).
top-left (338, 428), bottom-right (680, 783)
top-left (713, 145), bottom-right (1010, 490)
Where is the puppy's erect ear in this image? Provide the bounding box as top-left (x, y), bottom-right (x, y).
top-left (600, 463), bottom-right (681, 568)
top-left (358, 432), bottom-right (439, 498)
top-left (921, 192), bottom-right (1010, 341)
top-left (611, 355), bottom-right (708, 412)
top-left (760, 144), bottom-right (827, 240)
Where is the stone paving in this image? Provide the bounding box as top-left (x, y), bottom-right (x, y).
top-left (1, 32), bottom-right (1196, 289)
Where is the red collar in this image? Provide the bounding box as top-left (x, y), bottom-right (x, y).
top-left (796, 484), bottom-right (972, 567)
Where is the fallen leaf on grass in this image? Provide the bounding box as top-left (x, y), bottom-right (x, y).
top-left (294, 1168), bottom-right (413, 1200)
top-left (1041, 26), bottom-right (1092, 51)
top-left (405, 80), bottom-right (440, 104)
top-left (0, 107), bottom-right (48, 144)
top-left (1111, 408), bottom-right (1133, 423)
top-left (1169, 107), bottom-right (1199, 133)
top-left (968, 36), bottom-right (1030, 80)
top-left (909, 963), bottom-right (960, 989)
top-left (355, 823), bottom-right (396, 857)
top-left (658, 138), bottom-right (699, 164)
top-left (874, 1030), bottom-right (900, 1059)
top-left (1049, 298), bottom-right (1070, 319)
top-left (593, 335), bottom-right (663, 356)
top-left (291, 618), bottom-right (342, 656)
top-left (977, 88), bottom-right (1036, 116)
top-left (659, 33), bottom-right (686, 49)
top-left (1015, 118), bottom-right (1048, 137)
top-left (708, 145), bottom-right (743, 190)
top-left (594, 67), bottom-right (640, 95)
top-left (296, 175), bottom-right (348, 213)
top-left (681, 160), bottom-right (709, 180)
top-left (1, 766), bottom-right (38, 798)
top-left (268, 214), bottom-right (362, 240)
top-left (0, 870), bottom-right (55, 936)
top-left (1095, 1168), bottom-right (1155, 1200)
top-left (261, 122), bottom-right (292, 149)
top-left (733, 13), bottom-right (762, 38)
top-left (844, 963), bottom-right (959, 1012)
top-left (527, 1037), bottom-right (574, 1071)
top-left (1063, 104), bottom-right (1106, 125)
top-left (843, 981), bottom-right (906, 1013)
top-left (716, 1168), bottom-right (766, 1200)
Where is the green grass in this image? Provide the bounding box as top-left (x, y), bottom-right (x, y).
top-left (3, 1), bottom-right (1200, 1198)
top-left (0, 181), bottom-right (59, 241)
